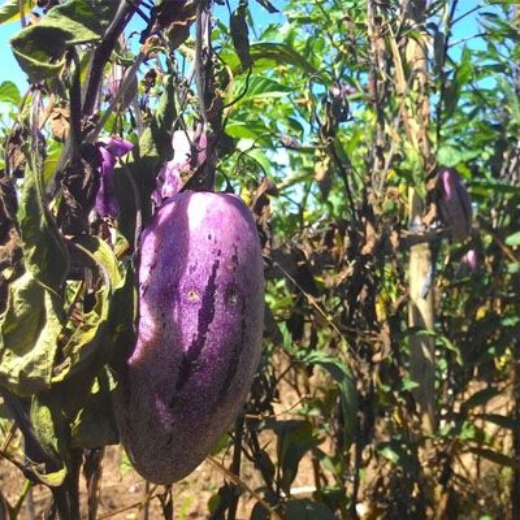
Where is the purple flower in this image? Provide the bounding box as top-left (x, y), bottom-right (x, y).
top-left (94, 137), bottom-right (133, 219)
top-left (437, 167), bottom-right (472, 242)
top-left (101, 136), bottom-right (134, 158)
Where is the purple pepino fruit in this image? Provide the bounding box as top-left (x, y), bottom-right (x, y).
top-left (437, 167), bottom-right (473, 242)
top-left (115, 191), bottom-right (264, 484)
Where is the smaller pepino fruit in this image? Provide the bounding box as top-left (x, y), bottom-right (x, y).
top-left (437, 167), bottom-right (472, 243)
top-left (115, 191), bottom-right (264, 484)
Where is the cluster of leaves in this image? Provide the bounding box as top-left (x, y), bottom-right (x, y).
top-left (0, 0), bottom-right (518, 519)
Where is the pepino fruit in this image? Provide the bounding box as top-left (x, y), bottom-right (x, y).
top-left (437, 167), bottom-right (472, 242)
top-left (115, 191), bottom-right (264, 484)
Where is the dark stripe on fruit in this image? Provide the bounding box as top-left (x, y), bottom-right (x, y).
top-left (174, 259), bottom-right (220, 392)
top-left (218, 300), bottom-right (247, 401)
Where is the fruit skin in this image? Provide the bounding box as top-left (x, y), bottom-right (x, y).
top-left (115, 191), bottom-right (264, 484)
top-left (437, 167), bottom-right (472, 242)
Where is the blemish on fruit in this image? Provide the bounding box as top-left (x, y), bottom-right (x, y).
top-left (186, 289), bottom-right (200, 302)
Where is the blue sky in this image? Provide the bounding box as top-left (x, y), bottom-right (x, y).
top-left (0, 2), bottom-right (502, 95)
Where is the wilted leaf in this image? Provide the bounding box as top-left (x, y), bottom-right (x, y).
top-left (29, 397), bottom-right (68, 485)
top-left (314, 150), bottom-right (332, 199)
top-left (49, 102), bottom-right (70, 142)
top-left (50, 237), bottom-right (127, 393)
top-left (10, 0), bottom-right (119, 82)
top-left (230, 4), bottom-right (251, 70)
top-left (70, 368), bottom-right (119, 448)
top-left (71, 235), bottom-right (122, 288)
top-left (18, 147), bottom-right (69, 290)
top-left (0, 273), bottom-right (63, 397)
top-left (152, 0), bottom-right (196, 49)
top-left (5, 125), bottom-right (28, 178)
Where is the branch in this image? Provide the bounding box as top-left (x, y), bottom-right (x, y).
top-left (87, 51), bottom-right (147, 143)
top-left (435, 0), bottom-right (460, 146)
top-left (82, 0), bottom-right (141, 117)
top-left (66, 48), bottom-right (83, 163)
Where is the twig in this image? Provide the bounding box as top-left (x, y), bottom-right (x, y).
top-left (366, 0), bottom-right (386, 189)
top-left (207, 456), bottom-right (283, 520)
top-left (17, 0), bottom-right (26, 28)
top-left (139, 481), bottom-right (150, 520)
top-left (97, 483), bottom-right (158, 520)
top-left (195, 0), bottom-right (211, 126)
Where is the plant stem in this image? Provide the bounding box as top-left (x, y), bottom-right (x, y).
top-left (139, 481), bottom-right (150, 520)
top-left (228, 414), bottom-right (244, 520)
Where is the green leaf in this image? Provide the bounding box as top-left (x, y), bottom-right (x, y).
top-left (70, 368), bottom-right (119, 448)
top-left (42, 141), bottom-right (64, 186)
top-left (225, 120), bottom-right (271, 139)
top-left (10, 0), bottom-right (119, 82)
top-left (377, 440), bottom-right (418, 474)
top-left (18, 145), bottom-right (69, 291)
top-left (31, 462), bottom-right (67, 487)
top-left (50, 284), bottom-right (111, 389)
top-left (247, 148), bottom-right (273, 174)
top-left (0, 0), bottom-right (33, 26)
top-left (0, 80), bottom-right (21, 105)
top-left (71, 235), bottom-right (122, 288)
top-left (300, 350), bottom-right (358, 450)
top-left (437, 144), bottom-right (482, 168)
top-left (286, 499), bottom-right (336, 520)
top-left (27, 250), bottom-right (133, 468)
top-left (49, 238), bottom-right (128, 396)
top-left (0, 273), bottom-right (63, 397)
top-left (232, 76), bottom-right (292, 107)
top-left (469, 179), bottom-right (520, 196)
top-left (29, 397), bottom-right (67, 472)
top-left (266, 419), bottom-right (317, 494)
top-left (249, 42), bottom-right (320, 76)
top-left (505, 231), bottom-right (520, 246)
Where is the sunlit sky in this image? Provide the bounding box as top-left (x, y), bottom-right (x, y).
top-left (0, 1), bottom-right (503, 95)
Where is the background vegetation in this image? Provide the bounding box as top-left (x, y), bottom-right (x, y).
top-left (0, 0), bottom-right (519, 518)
